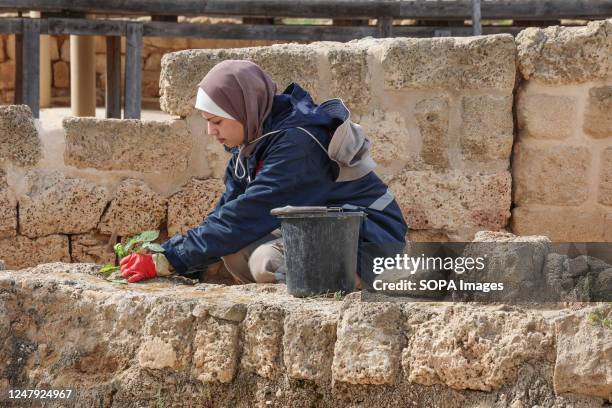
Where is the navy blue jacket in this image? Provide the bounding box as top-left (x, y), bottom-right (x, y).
top-left (162, 84), bottom-right (408, 281)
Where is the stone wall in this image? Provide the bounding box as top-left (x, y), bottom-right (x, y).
top-left (0, 20), bottom-right (610, 269)
top-left (0, 263), bottom-right (609, 406)
top-left (512, 20), bottom-right (612, 241)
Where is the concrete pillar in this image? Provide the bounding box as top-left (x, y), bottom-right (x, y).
top-left (70, 35), bottom-right (96, 117)
top-left (30, 12), bottom-right (52, 108)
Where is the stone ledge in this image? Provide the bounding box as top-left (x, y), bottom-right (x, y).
top-left (0, 263), bottom-right (609, 407)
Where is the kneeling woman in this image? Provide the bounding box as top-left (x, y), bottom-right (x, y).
top-left (120, 60), bottom-right (407, 285)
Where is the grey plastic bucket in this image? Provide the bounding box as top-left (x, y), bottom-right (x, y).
top-left (271, 206), bottom-right (364, 297)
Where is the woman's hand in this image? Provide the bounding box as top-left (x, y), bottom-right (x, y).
top-left (120, 252), bottom-right (175, 283)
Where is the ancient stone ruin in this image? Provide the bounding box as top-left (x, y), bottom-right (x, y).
top-left (0, 19), bottom-right (611, 407)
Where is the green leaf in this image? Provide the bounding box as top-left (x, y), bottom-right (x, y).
top-left (142, 242), bottom-right (165, 253)
top-left (99, 263), bottom-right (120, 277)
top-left (135, 230), bottom-right (159, 243)
top-left (113, 243), bottom-right (127, 258)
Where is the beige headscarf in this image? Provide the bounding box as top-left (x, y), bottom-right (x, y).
top-left (198, 60), bottom-right (277, 159)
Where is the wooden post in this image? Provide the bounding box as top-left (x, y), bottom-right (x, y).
top-left (13, 12), bottom-right (23, 105)
top-left (471, 0), bottom-right (482, 35)
top-left (124, 22), bottom-right (142, 119)
top-left (31, 11), bottom-right (51, 108)
top-left (105, 36), bottom-right (121, 118)
top-left (22, 18), bottom-right (40, 118)
top-left (376, 16), bottom-right (393, 37)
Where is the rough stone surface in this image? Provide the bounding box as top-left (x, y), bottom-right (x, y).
top-left (332, 300), bottom-right (403, 385)
top-left (584, 86), bottom-right (612, 138)
top-left (19, 170), bottom-right (109, 238)
top-left (63, 118), bottom-right (193, 173)
top-left (0, 105), bottom-right (42, 167)
top-left (0, 235), bottom-right (69, 269)
top-left (381, 34), bottom-right (516, 91)
top-left (167, 178), bottom-right (225, 236)
top-left (512, 207), bottom-right (606, 242)
top-left (283, 308), bottom-right (336, 382)
top-left (160, 44), bottom-right (320, 117)
top-left (461, 234), bottom-right (551, 302)
top-left (415, 96), bottom-right (450, 169)
top-left (98, 179), bottom-right (167, 237)
top-left (404, 306), bottom-right (555, 392)
top-left (191, 315), bottom-right (240, 383)
top-left (0, 265), bottom-right (607, 407)
top-left (389, 170), bottom-right (511, 233)
top-left (461, 94), bottom-right (513, 162)
top-left (513, 144), bottom-right (590, 205)
top-left (554, 308), bottom-right (612, 400)
top-left (0, 170), bottom-right (16, 238)
top-left (70, 232), bottom-right (116, 265)
top-left (600, 147), bottom-right (612, 205)
top-left (517, 93), bottom-right (577, 139)
top-left (327, 42), bottom-right (371, 116)
top-left (241, 304), bottom-right (284, 379)
top-left (360, 109), bottom-right (412, 171)
top-left (516, 19), bottom-right (612, 84)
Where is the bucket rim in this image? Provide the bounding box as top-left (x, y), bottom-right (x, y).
top-left (271, 205), bottom-right (364, 218)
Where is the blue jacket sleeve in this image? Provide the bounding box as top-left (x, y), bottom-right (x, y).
top-left (162, 132), bottom-right (329, 275)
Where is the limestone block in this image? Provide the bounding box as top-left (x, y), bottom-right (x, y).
top-left (98, 179), bottom-right (167, 237)
top-left (327, 42), bottom-right (370, 116)
top-left (415, 96), bottom-right (450, 169)
top-left (389, 170), bottom-right (511, 232)
top-left (167, 178), bottom-right (225, 236)
top-left (140, 302), bottom-right (195, 370)
top-left (381, 34), bottom-right (516, 91)
top-left (404, 306), bottom-right (554, 391)
top-left (241, 304), bottom-right (284, 379)
top-left (460, 94), bottom-right (513, 163)
top-left (554, 309), bottom-right (612, 400)
top-left (517, 19), bottom-right (612, 84)
top-left (160, 44), bottom-right (320, 117)
top-left (19, 170), bottom-right (108, 238)
top-left (360, 109), bottom-right (411, 171)
top-left (332, 302), bottom-right (402, 385)
top-left (0, 37), bottom-right (4, 62)
top-left (461, 234), bottom-right (551, 302)
top-left (192, 316), bottom-right (240, 383)
top-left (7, 35), bottom-right (15, 60)
top-left (0, 105), bottom-right (41, 167)
top-left (517, 93), bottom-right (577, 139)
top-left (94, 54), bottom-right (105, 75)
top-left (600, 147), bottom-right (612, 205)
top-left (283, 308), bottom-right (336, 382)
top-left (137, 337), bottom-right (178, 370)
top-left (142, 70), bottom-right (160, 98)
top-left (0, 61), bottom-right (14, 89)
top-left (60, 37), bottom-right (69, 61)
top-left (513, 144), bottom-right (590, 205)
top-left (584, 86), bottom-right (612, 138)
top-left (63, 118), bottom-right (193, 173)
top-left (0, 170), bottom-right (16, 238)
top-left (0, 235), bottom-right (70, 269)
top-left (70, 232), bottom-right (115, 265)
top-left (49, 36), bottom-right (59, 61)
top-left (144, 52), bottom-right (162, 71)
top-left (511, 206), bottom-right (606, 242)
top-left (53, 60), bottom-right (70, 88)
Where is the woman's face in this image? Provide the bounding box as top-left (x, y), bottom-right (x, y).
top-left (202, 112), bottom-right (244, 147)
